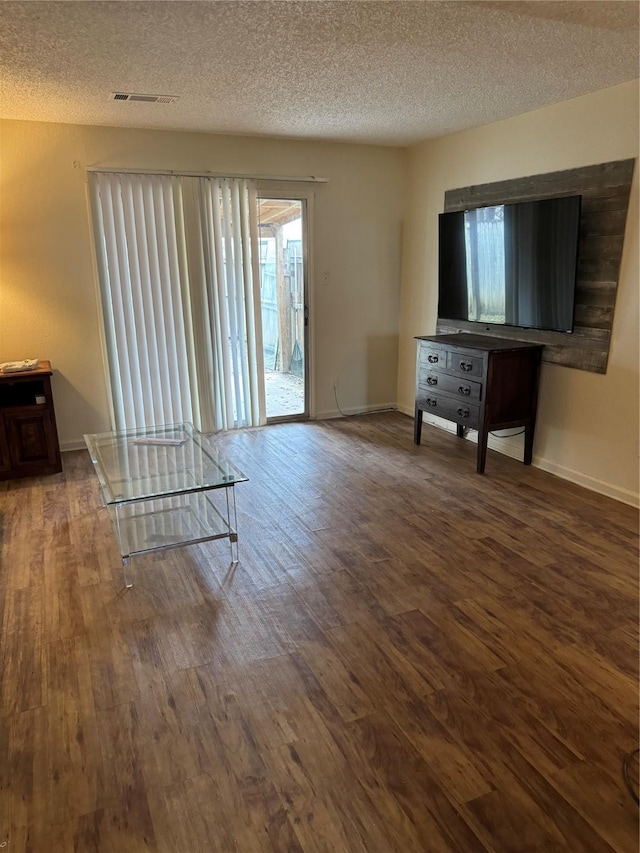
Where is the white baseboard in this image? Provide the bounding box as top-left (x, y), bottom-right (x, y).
top-left (398, 404), bottom-right (639, 508)
top-left (315, 403), bottom-right (397, 421)
top-left (531, 457), bottom-right (639, 508)
top-left (61, 439), bottom-right (88, 452)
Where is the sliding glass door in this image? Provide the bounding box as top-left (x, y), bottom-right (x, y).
top-left (90, 172), bottom-right (311, 433)
top-left (257, 197), bottom-right (309, 421)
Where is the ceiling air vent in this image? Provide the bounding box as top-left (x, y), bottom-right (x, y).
top-left (110, 92), bottom-right (179, 104)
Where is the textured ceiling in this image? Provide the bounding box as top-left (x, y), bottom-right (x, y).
top-left (0, 1), bottom-right (638, 145)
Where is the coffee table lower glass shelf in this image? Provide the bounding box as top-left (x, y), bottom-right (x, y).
top-left (84, 423), bottom-right (248, 588)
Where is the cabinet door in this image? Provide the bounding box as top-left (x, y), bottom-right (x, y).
top-left (5, 410), bottom-right (58, 473)
top-left (0, 419), bottom-right (11, 473)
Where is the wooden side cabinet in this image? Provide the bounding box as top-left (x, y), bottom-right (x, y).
top-left (414, 333), bottom-right (543, 474)
top-left (0, 361), bottom-right (62, 480)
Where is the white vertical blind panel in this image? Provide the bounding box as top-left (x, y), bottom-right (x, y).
top-left (119, 175), bottom-right (158, 428)
top-left (201, 183), bottom-right (226, 431)
top-left (91, 173), bottom-right (193, 431)
top-left (157, 179), bottom-right (192, 425)
top-left (89, 171), bottom-right (266, 434)
top-left (207, 179), bottom-right (235, 430)
top-left (230, 181), bottom-right (251, 427)
top-left (199, 176), bottom-right (264, 429)
top-left (170, 180), bottom-right (199, 428)
top-left (134, 176), bottom-right (168, 425)
top-left (222, 182), bottom-right (242, 426)
top-left (88, 178), bottom-right (126, 426)
top-left (112, 177), bottom-right (147, 429)
top-left (96, 174), bottom-right (139, 429)
top-left (245, 182), bottom-right (267, 426)
top-left (180, 177), bottom-right (216, 433)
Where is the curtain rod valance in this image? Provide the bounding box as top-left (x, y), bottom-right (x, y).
top-left (86, 166), bottom-right (327, 183)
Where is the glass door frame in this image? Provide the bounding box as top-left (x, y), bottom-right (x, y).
top-left (256, 182), bottom-right (314, 423)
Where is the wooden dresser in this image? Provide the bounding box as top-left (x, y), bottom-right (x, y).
top-left (0, 361), bottom-right (62, 480)
top-left (414, 333), bottom-right (543, 473)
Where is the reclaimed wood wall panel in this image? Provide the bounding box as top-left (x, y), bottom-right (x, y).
top-left (438, 159), bottom-right (635, 373)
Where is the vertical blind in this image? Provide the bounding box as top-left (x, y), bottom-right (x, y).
top-left (89, 171), bottom-right (266, 433)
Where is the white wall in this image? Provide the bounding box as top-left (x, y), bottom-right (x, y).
top-left (0, 121), bottom-right (406, 447)
top-left (397, 81), bottom-right (639, 505)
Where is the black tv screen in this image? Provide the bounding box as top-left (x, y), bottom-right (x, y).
top-left (438, 195), bottom-right (581, 333)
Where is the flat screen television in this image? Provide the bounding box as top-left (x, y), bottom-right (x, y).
top-left (438, 195), bottom-right (582, 333)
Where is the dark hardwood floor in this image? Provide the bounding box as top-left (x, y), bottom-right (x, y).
top-left (1, 412), bottom-right (638, 852)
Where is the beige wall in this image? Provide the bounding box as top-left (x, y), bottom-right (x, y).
top-left (2, 83), bottom-right (637, 504)
top-left (0, 120), bottom-right (406, 446)
top-left (397, 81), bottom-right (639, 505)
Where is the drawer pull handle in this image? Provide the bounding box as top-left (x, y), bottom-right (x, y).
top-left (428, 354), bottom-right (439, 364)
top-left (458, 386), bottom-right (471, 396)
top-left (457, 407), bottom-right (470, 418)
top-left (426, 398), bottom-right (437, 407)
top-left (459, 361), bottom-right (473, 372)
top-left (427, 376), bottom-right (438, 386)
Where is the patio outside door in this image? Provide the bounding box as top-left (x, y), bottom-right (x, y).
top-left (257, 197), bottom-right (309, 421)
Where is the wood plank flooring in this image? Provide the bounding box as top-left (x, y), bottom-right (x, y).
top-left (1, 412), bottom-right (638, 852)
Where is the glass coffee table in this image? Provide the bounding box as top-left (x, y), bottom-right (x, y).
top-left (84, 423), bottom-right (248, 588)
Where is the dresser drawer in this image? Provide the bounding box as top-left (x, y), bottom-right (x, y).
top-left (418, 343), bottom-right (445, 370)
top-left (446, 349), bottom-right (484, 378)
top-left (416, 391), bottom-right (480, 428)
top-left (419, 370), bottom-right (482, 403)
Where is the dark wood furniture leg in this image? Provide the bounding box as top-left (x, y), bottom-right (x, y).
top-left (456, 424), bottom-right (464, 438)
top-left (524, 421), bottom-right (535, 465)
top-left (524, 350), bottom-right (541, 465)
top-left (477, 421), bottom-right (489, 474)
top-left (414, 405), bottom-right (423, 445)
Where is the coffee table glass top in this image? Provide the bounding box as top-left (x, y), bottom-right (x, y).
top-left (84, 422), bottom-right (247, 506)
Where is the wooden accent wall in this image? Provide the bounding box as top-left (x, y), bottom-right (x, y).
top-left (437, 159), bottom-right (635, 374)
